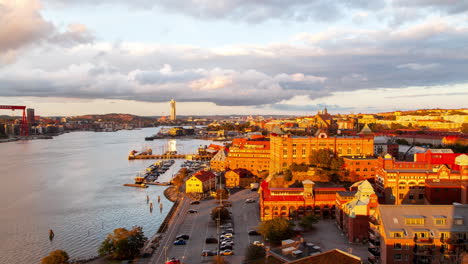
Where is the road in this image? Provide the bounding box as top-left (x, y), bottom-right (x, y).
top-left (155, 189), bottom-right (260, 264)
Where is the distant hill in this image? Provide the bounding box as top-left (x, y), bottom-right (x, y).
top-left (72, 113), bottom-right (155, 122)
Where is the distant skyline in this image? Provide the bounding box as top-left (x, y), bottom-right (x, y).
top-left (1, 0), bottom-right (467, 116)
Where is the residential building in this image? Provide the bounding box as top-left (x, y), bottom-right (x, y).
top-left (270, 249), bottom-right (362, 264)
top-left (343, 156), bottom-right (379, 182)
top-left (376, 153), bottom-right (468, 205)
top-left (226, 138), bottom-right (270, 176)
top-left (224, 168), bottom-right (257, 188)
top-left (185, 170), bottom-right (216, 193)
top-left (269, 132), bottom-right (374, 174)
top-left (368, 204), bottom-right (468, 264)
top-left (338, 180), bottom-right (378, 243)
top-left (259, 180), bottom-right (346, 220)
top-left (210, 149), bottom-right (228, 172)
top-left (424, 179), bottom-right (468, 205)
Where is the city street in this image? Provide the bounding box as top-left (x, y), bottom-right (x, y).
top-left (158, 189), bottom-right (260, 264)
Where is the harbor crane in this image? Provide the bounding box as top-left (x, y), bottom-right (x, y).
top-left (0, 105), bottom-right (29, 136)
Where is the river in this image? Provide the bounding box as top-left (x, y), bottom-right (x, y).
top-left (0, 127), bottom-right (216, 264)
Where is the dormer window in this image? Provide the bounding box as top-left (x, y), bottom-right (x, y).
top-left (454, 216), bottom-right (464, 225)
top-left (405, 216), bottom-right (425, 225)
top-left (433, 216), bottom-right (447, 225)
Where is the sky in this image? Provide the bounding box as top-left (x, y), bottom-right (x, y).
top-left (0, 0), bottom-right (467, 116)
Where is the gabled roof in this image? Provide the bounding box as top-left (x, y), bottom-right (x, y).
top-left (286, 249), bottom-right (362, 264)
top-left (229, 168), bottom-right (255, 178)
top-left (192, 170), bottom-right (216, 182)
top-left (358, 123), bottom-right (373, 135)
top-left (211, 149), bottom-right (227, 162)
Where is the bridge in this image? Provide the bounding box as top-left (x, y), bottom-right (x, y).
top-left (0, 105), bottom-right (28, 136)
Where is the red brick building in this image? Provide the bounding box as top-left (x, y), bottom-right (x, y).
top-left (343, 156), bottom-right (379, 182)
top-left (259, 180), bottom-right (345, 220)
top-left (335, 180), bottom-right (378, 243)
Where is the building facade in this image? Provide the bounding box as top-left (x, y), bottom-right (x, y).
top-left (337, 180), bottom-right (378, 243)
top-left (375, 153), bottom-right (468, 205)
top-left (210, 149), bottom-right (228, 172)
top-left (259, 180), bottom-right (345, 220)
top-left (224, 168), bottom-right (257, 188)
top-left (226, 138), bottom-right (270, 176)
top-left (368, 204), bottom-right (468, 264)
top-left (170, 99), bottom-right (176, 121)
top-left (269, 133), bottom-right (374, 174)
top-left (343, 156), bottom-right (379, 182)
top-left (185, 170), bottom-right (216, 193)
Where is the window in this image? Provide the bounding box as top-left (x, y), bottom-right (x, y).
top-left (455, 217), bottom-right (464, 225)
top-left (405, 217), bottom-right (425, 225)
top-left (399, 193), bottom-right (404, 199)
top-left (409, 194), bottom-right (414, 200)
top-left (404, 243), bottom-right (410, 250)
top-left (419, 194), bottom-right (424, 200)
top-left (394, 254), bottom-right (402, 260)
top-left (394, 243), bottom-right (402, 249)
top-left (391, 232), bottom-right (404, 238)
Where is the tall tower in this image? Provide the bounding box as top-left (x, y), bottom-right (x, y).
top-left (170, 99), bottom-right (176, 121)
top-left (26, 108), bottom-right (35, 126)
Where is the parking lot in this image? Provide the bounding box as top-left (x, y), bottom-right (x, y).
top-left (163, 189), bottom-right (260, 264)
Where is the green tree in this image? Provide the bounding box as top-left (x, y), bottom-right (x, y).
top-left (245, 244), bottom-right (266, 262)
top-left (98, 226), bottom-right (147, 260)
top-left (41, 250), bottom-right (69, 264)
top-left (299, 214), bottom-right (319, 230)
top-left (211, 206), bottom-right (231, 222)
top-left (215, 188), bottom-right (229, 200)
top-left (258, 217), bottom-right (294, 244)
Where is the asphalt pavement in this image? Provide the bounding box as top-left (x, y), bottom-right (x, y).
top-left (156, 189), bottom-right (260, 264)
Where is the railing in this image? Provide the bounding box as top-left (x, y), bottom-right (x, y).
top-left (413, 237), bottom-right (433, 244)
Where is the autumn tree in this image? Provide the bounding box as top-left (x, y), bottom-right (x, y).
top-left (215, 188), bottom-right (229, 200)
top-left (211, 206), bottom-right (231, 222)
top-left (245, 244), bottom-right (266, 262)
top-left (41, 250), bottom-right (69, 264)
top-left (258, 217), bottom-right (294, 244)
top-left (98, 226), bottom-right (147, 260)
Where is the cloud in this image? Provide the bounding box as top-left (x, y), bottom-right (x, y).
top-left (397, 63), bottom-right (440, 70)
top-left (0, 0), bottom-right (93, 63)
top-left (44, 0), bottom-right (386, 23)
top-left (0, 0), bottom-right (53, 52)
top-left (1, 15), bottom-right (468, 107)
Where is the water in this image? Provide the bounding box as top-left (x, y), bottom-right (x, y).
top-left (0, 128), bottom-right (216, 264)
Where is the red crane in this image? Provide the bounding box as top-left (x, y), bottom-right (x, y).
top-left (0, 105), bottom-right (29, 136)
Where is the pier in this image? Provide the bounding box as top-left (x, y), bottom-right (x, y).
top-left (128, 154), bottom-right (212, 160)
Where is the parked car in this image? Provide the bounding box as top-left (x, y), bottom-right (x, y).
top-left (190, 200), bottom-right (200, 205)
top-left (188, 209), bottom-right (198, 213)
top-left (201, 250), bottom-right (216, 256)
top-left (222, 233), bottom-right (234, 238)
top-left (253, 241), bottom-right (264, 247)
top-left (220, 245), bottom-right (233, 250)
top-left (245, 198), bottom-right (255, 203)
top-left (220, 223), bottom-right (232, 228)
top-left (165, 257), bottom-right (181, 264)
top-left (221, 201), bottom-right (232, 207)
top-left (220, 249), bottom-right (234, 256)
top-left (176, 234), bottom-right (190, 240)
top-left (173, 240), bottom-right (186, 245)
top-left (248, 230), bottom-right (260, 236)
top-left (205, 237), bottom-right (218, 244)
top-left (221, 241), bottom-right (234, 247)
top-left (222, 229), bottom-right (234, 234)
top-left (251, 188), bottom-right (258, 192)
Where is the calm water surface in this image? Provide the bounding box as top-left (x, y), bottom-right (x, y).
top-left (0, 128), bottom-right (214, 264)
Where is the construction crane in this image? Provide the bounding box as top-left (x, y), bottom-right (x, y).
top-left (0, 105), bottom-right (29, 136)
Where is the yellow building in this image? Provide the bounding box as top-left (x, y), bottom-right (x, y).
top-left (225, 168), bottom-right (257, 188)
top-left (269, 133), bottom-right (374, 174)
top-left (185, 170), bottom-right (216, 193)
top-left (226, 137), bottom-right (270, 176)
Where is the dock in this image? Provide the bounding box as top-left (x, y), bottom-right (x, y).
top-left (145, 182), bottom-right (171, 186)
top-left (123, 183), bottom-right (149, 188)
top-left (128, 154), bottom-right (212, 161)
